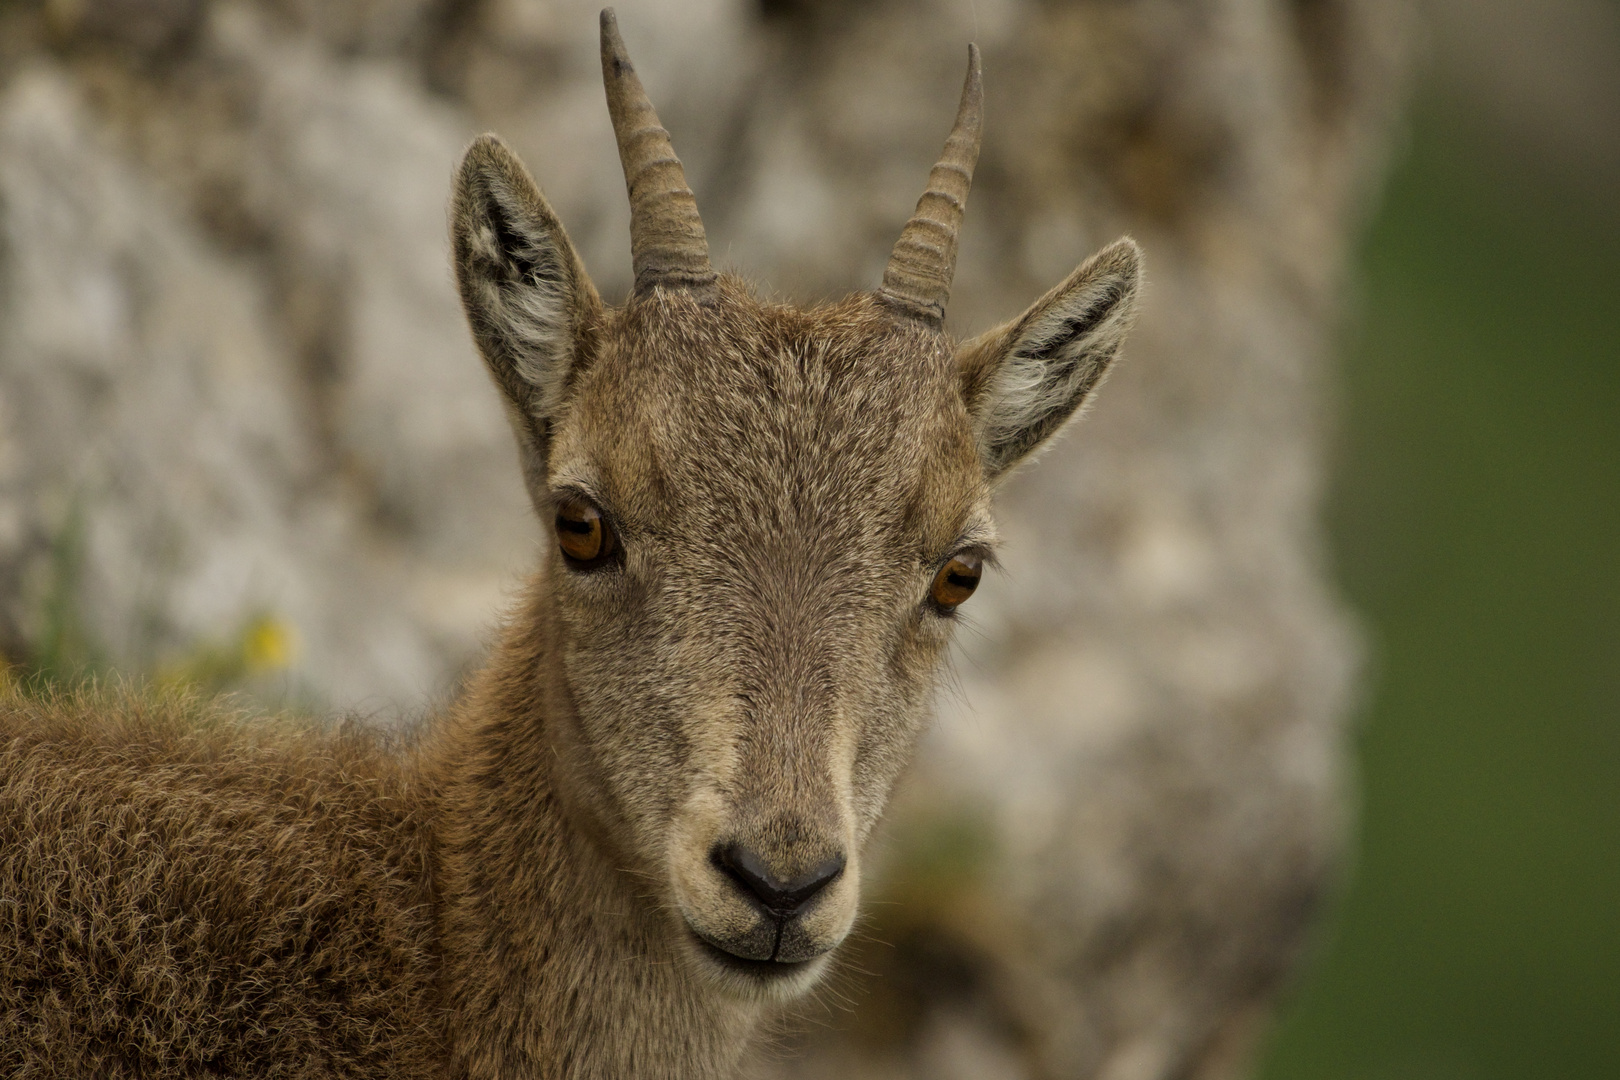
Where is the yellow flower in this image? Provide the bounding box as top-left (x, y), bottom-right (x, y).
top-left (241, 615), bottom-right (297, 673)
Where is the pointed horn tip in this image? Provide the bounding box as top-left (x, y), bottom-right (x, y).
top-left (600, 8), bottom-right (630, 67)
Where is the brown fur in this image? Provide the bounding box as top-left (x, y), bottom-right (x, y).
top-left (0, 687), bottom-right (439, 1078)
top-left (0, 45), bottom-right (1142, 1080)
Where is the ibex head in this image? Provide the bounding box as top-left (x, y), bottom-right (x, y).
top-left (450, 9), bottom-right (1140, 1002)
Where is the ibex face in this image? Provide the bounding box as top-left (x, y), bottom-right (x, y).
top-left (451, 10), bottom-right (1141, 1002)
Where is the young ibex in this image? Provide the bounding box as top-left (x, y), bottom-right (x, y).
top-left (0, 10), bottom-right (1140, 1078)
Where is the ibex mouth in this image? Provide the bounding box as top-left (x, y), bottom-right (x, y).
top-left (687, 926), bottom-right (824, 980)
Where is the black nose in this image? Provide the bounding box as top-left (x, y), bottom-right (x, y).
top-left (713, 844), bottom-right (846, 918)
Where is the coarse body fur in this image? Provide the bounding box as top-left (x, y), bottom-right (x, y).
top-left (0, 688), bottom-right (441, 1078)
top-left (0, 567), bottom-right (761, 1078)
top-left (0, 11), bottom-right (1142, 1078)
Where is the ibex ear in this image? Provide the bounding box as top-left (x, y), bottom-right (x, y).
top-left (956, 238), bottom-right (1142, 480)
top-left (452, 134), bottom-right (603, 509)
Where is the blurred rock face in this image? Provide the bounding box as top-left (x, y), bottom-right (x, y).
top-left (0, 0), bottom-right (1409, 1077)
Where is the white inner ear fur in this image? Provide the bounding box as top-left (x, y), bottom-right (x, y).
top-left (974, 240), bottom-right (1141, 475)
top-left (465, 172), bottom-right (578, 421)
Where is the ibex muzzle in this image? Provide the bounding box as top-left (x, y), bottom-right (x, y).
top-left (451, 8), bottom-right (1142, 1001)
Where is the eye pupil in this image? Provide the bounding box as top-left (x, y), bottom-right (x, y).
top-left (555, 497), bottom-right (615, 566)
top-left (931, 553), bottom-right (983, 610)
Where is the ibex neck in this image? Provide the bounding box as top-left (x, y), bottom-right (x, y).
top-left (428, 575), bottom-right (761, 1079)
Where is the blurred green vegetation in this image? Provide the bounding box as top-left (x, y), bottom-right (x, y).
top-left (29, 498), bottom-right (99, 685)
top-left (3, 502), bottom-right (298, 698)
top-left (1256, 86), bottom-right (1620, 1080)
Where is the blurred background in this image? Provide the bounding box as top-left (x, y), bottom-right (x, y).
top-left (1260, 2), bottom-right (1620, 1077)
top-left (0, 1), bottom-right (1614, 1078)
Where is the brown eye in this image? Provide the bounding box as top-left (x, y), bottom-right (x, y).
top-left (931, 552), bottom-right (983, 610)
top-left (555, 496), bottom-right (618, 568)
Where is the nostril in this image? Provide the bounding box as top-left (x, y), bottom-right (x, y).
top-left (712, 844), bottom-right (846, 918)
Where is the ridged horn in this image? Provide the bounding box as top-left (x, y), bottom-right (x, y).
top-left (600, 8), bottom-right (715, 294)
top-left (879, 44), bottom-right (984, 325)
